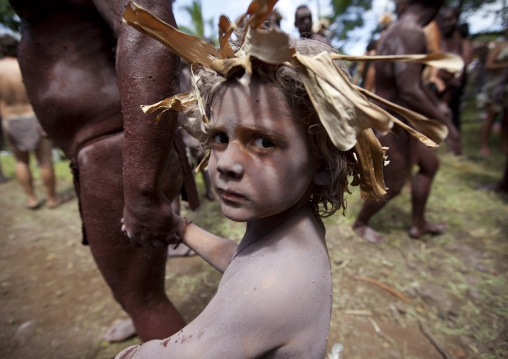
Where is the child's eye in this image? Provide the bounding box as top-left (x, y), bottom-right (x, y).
top-left (213, 133), bottom-right (229, 144)
top-left (252, 137), bottom-right (275, 149)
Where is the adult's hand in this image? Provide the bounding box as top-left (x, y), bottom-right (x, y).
top-left (121, 194), bottom-right (177, 248)
top-left (445, 125), bottom-right (462, 156)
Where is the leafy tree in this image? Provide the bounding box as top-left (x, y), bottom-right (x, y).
top-left (0, 0), bottom-right (20, 33)
top-left (329, 0), bottom-right (505, 52)
top-left (178, 0), bottom-right (217, 44)
top-left (327, 0), bottom-right (372, 51)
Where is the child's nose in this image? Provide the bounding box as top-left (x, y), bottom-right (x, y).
top-left (216, 143), bottom-right (244, 178)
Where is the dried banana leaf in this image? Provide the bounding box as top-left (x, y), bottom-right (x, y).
top-left (293, 52), bottom-right (393, 151)
top-left (354, 129), bottom-right (388, 200)
top-left (331, 53), bottom-right (464, 75)
top-left (123, 2), bottom-right (219, 69)
top-left (356, 86), bottom-right (448, 145)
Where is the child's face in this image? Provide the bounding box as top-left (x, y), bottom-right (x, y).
top-left (208, 79), bottom-right (314, 222)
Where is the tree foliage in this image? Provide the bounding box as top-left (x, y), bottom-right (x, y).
top-left (446, 0), bottom-right (506, 31)
top-left (0, 0), bottom-right (20, 33)
top-left (329, 0), bottom-right (505, 52)
top-left (327, 0), bottom-right (372, 51)
top-left (178, 0), bottom-right (217, 44)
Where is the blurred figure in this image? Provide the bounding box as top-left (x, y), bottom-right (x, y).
top-left (294, 5), bottom-right (331, 45)
top-left (436, 7), bottom-right (473, 131)
top-left (477, 26), bottom-right (508, 156)
top-left (263, 8), bottom-right (282, 30)
top-left (0, 34), bottom-right (61, 209)
top-left (359, 39), bottom-right (378, 91)
top-left (394, 0), bottom-right (408, 19)
top-left (353, 0), bottom-right (461, 244)
top-left (422, 19), bottom-right (446, 93)
top-left (477, 66), bottom-right (508, 193)
top-left (0, 120), bottom-right (10, 183)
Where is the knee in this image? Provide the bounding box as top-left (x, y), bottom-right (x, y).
top-left (424, 158), bottom-right (440, 177)
top-left (384, 177), bottom-right (406, 199)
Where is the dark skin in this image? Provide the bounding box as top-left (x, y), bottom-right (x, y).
top-left (294, 6), bottom-right (331, 45)
top-left (353, 1), bottom-right (461, 243)
top-left (436, 8), bottom-right (473, 129)
top-left (10, 0), bottom-right (188, 341)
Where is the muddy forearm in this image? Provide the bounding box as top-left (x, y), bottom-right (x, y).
top-left (401, 87), bottom-right (451, 127)
top-left (118, 30), bottom-right (180, 202)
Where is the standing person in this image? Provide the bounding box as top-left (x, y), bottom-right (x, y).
top-left (477, 67), bottom-right (508, 192)
top-left (294, 5), bottom-right (331, 45)
top-left (353, 0), bottom-right (462, 244)
top-left (477, 26), bottom-right (508, 156)
top-left (0, 34), bottom-right (62, 209)
top-left (9, 0), bottom-right (198, 342)
top-left (436, 7), bottom-right (473, 131)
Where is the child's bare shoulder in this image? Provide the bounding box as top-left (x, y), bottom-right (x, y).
top-left (209, 209), bottom-right (332, 357)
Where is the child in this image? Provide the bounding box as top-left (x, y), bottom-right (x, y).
top-left (117, 1), bottom-right (451, 357)
top-left (116, 44), bottom-right (349, 359)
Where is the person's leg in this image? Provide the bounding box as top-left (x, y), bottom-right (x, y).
top-left (0, 161), bottom-right (9, 183)
top-left (409, 140), bottom-right (445, 238)
top-left (0, 124), bottom-right (9, 183)
top-left (9, 142), bottom-right (39, 208)
top-left (479, 107), bottom-right (498, 156)
top-left (78, 133), bottom-right (185, 342)
top-left (34, 137), bottom-right (60, 207)
top-left (500, 107), bottom-right (508, 153)
top-left (353, 131), bottom-right (410, 243)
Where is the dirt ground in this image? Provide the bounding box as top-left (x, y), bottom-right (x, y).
top-left (0, 118), bottom-right (507, 359)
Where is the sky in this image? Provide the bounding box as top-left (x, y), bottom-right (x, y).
top-left (173, 0), bottom-right (506, 56)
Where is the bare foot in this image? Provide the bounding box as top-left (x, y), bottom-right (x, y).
top-left (409, 222), bottom-right (447, 239)
top-left (47, 195), bottom-right (72, 209)
top-left (167, 243), bottom-right (196, 257)
top-left (102, 319), bottom-right (136, 342)
top-left (475, 183), bottom-right (508, 193)
top-left (352, 222), bottom-right (387, 244)
top-left (26, 197), bottom-right (41, 210)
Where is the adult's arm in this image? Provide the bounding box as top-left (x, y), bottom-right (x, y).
top-left (493, 67), bottom-right (508, 103)
top-left (485, 42), bottom-right (508, 71)
top-left (394, 28), bottom-right (461, 155)
top-left (95, 0), bottom-right (181, 247)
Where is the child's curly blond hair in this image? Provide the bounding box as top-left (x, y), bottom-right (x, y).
top-left (186, 39), bottom-right (355, 218)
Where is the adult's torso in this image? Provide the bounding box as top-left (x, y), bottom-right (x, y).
top-left (375, 20), bottom-right (427, 110)
top-left (10, 0), bottom-right (123, 157)
top-left (0, 57), bottom-right (34, 119)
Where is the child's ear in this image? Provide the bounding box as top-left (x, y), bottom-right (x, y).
top-left (312, 170), bottom-right (332, 186)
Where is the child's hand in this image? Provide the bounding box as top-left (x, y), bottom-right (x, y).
top-left (171, 214), bottom-right (193, 244)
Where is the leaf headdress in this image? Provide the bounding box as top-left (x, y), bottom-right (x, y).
top-left (123, 0), bottom-right (463, 201)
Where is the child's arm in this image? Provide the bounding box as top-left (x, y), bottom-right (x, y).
top-left (174, 215), bottom-right (237, 273)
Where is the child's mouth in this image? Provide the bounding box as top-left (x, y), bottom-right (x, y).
top-left (217, 188), bottom-right (246, 202)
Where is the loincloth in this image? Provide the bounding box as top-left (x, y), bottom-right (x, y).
top-left (5, 114), bottom-right (42, 152)
top-left (477, 75), bottom-right (508, 112)
top-left (70, 132), bottom-right (199, 245)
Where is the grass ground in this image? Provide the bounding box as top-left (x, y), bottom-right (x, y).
top-left (0, 100), bottom-right (507, 358)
